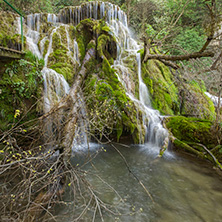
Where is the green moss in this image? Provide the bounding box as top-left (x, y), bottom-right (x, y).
top-left (47, 29), bottom-right (77, 83)
top-left (97, 34), bottom-right (110, 57)
top-left (142, 60), bottom-right (179, 115)
top-left (166, 116), bottom-right (222, 164)
top-left (101, 25), bottom-right (111, 33)
top-left (97, 31), bottom-right (117, 61)
top-left (43, 39), bottom-right (49, 57)
top-left (50, 63), bottom-right (74, 84)
top-left (0, 10), bottom-right (27, 50)
top-left (166, 116), bottom-right (214, 145)
top-left (76, 35), bottom-right (86, 61)
top-left (76, 19), bottom-right (95, 62)
top-left (173, 138), bottom-right (205, 158)
top-left (116, 122), bottom-right (123, 142)
top-left (83, 53), bottom-right (143, 143)
top-left (95, 82), bottom-right (114, 101)
top-left (86, 40), bottom-right (96, 51)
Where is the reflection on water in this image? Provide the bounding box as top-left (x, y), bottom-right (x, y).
top-left (57, 142), bottom-right (222, 222)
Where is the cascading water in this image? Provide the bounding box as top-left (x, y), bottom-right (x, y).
top-left (23, 9), bottom-right (91, 151)
top-left (89, 2), bottom-right (169, 147)
top-left (19, 1), bottom-right (168, 150)
top-left (41, 67), bottom-right (70, 113)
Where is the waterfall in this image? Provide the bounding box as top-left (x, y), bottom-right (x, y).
top-left (20, 1), bottom-right (168, 149)
top-left (137, 53), bottom-right (151, 107)
top-left (47, 13), bottom-right (57, 23)
top-left (73, 40), bottom-right (79, 63)
top-left (39, 36), bottom-right (47, 56)
top-left (101, 3), bottom-right (169, 147)
top-left (21, 11), bottom-right (88, 151)
top-left (205, 92), bottom-right (222, 107)
top-left (17, 16), bottom-right (42, 59)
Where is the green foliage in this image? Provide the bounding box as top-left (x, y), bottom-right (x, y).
top-left (144, 0), bottom-right (222, 55)
top-left (0, 0), bottom-right (53, 14)
top-left (172, 28), bottom-right (206, 54)
top-left (145, 24), bottom-right (156, 37)
top-left (0, 51), bottom-right (44, 130)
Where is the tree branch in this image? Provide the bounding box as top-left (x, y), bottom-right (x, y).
top-left (143, 51), bottom-right (214, 63)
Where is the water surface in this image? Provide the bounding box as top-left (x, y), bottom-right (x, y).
top-left (57, 142), bottom-right (222, 222)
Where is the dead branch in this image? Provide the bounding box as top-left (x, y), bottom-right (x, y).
top-left (143, 0), bottom-right (218, 68)
top-left (143, 51), bottom-right (214, 62)
top-left (199, 0), bottom-right (217, 53)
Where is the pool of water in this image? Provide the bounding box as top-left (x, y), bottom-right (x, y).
top-left (56, 142), bottom-right (222, 222)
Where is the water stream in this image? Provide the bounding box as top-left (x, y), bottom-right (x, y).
top-left (56, 143), bottom-right (222, 222)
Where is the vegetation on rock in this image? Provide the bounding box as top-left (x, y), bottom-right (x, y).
top-left (0, 51), bottom-right (44, 130)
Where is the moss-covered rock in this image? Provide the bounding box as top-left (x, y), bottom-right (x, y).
top-left (142, 58), bottom-right (179, 115)
top-left (142, 52), bottom-right (216, 120)
top-left (165, 115), bottom-right (222, 166)
top-left (83, 35), bottom-right (145, 143)
top-left (76, 19), bottom-right (95, 62)
top-left (0, 11), bottom-right (24, 50)
top-left (166, 116), bottom-right (214, 145)
top-left (47, 26), bottom-right (78, 84)
top-left (178, 80), bottom-right (216, 120)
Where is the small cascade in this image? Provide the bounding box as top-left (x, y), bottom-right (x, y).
top-left (42, 67), bottom-right (70, 112)
top-left (27, 13), bottom-right (41, 32)
top-left (73, 39), bottom-right (79, 63)
top-left (39, 36), bottom-right (47, 56)
top-left (44, 27), bottom-right (59, 67)
top-left (137, 53), bottom-right (151, 107)
top-left (71, 93), bottom-right (89, 152)
top-left (41, 67), bottom-right (70, 142)
top-left (47, 13), bottom-right (58, 23)
top-left (65, 25), bottom-right (71, 52)
top-left (21, 11), bottom-right (86, 150)
top-left (17, 16), bottom-right (42, 58)
top-left (205, 92), bottom-right (222, 107)
top-left (58, 2), bottom-right (128, 29)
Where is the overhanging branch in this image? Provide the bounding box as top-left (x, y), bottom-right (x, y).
top-left (143, 51), bottom-right (214, 63)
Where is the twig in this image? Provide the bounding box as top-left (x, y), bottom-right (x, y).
top-left (110, 143), bottom-right (154, 203)
top-left (196, 143), bottom-right (222, 171)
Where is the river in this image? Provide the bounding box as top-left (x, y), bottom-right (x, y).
top-left (55, 142), bottom-right (222, 222)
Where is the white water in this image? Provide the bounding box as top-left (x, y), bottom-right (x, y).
top-left (205, 92), bottom-right (222, 107)
top-left (41, 67), bottom-right (70, 112)
top-left (71, 93), bottom-right (89, 152)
